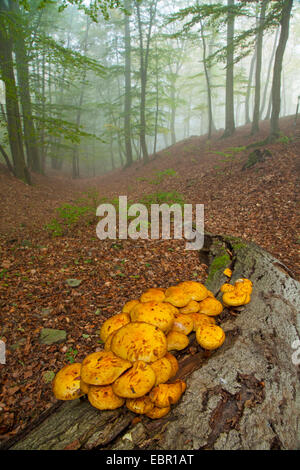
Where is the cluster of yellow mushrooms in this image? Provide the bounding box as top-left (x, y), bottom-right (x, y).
top-left (52, 273), bottom-right (253, 419)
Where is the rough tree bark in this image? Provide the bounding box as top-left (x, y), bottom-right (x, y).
top-left (2, 234), bottom-right (299, 451)
top-left (251, 0), bottom-right (268, 135)
top-left (123, 0), bottom-right (133, 168)
top-left (223, 0), bottom-right (235, 138)
top-left (269, 0), bottom-right (293, 139)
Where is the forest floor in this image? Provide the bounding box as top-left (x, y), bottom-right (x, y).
top-left (0, 115), bottom-right (299, 443)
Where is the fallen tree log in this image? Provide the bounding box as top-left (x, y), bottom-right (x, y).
top-left (2, 233), bottom-right (300, 450)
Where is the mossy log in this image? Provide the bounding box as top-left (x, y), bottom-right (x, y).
top-left (2, 234), bottom-right (300, 450)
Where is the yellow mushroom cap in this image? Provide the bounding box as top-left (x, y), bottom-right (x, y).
top-left (172, 312), bottom-right (194, 335)
top-left (80, 351), bottom-right (132, 386)
top-left (88, 384), bottom-right (125, 410)
top-left (112, 360), bottom-right (156, 398)
top-left (99, 312), bottom-right (131, 343)
top-left (52, 363), bottom-right (84, 401)
top-left (122, 299), bottom-right (140, 314)
top-left (196, 324), bottom-right (225, 350)
top-left (104, 331), bottom-right (117, 351)
top-left (149, 380), bottom-right (186, 408)
top-left (179, 300), bottom-right (200, 314)
top-left (111, 321), bottom-right (167, 363)
top-left (140, 288), bottom-right (166, 303)
top-left (188, 313), bottom-right (216, 332)
top-left (126, 395), bottom-right (155, 415)
top-left (223, 268), bottom-right (232, 277)
top-left (80, 378), bottom-right (90, 394)
top-left (130, 301), bottom-right (176, 333)
top-left (234, 279), bottom-right (253, 295)
top-left (164, 352), bottom-right (179, 378)
top-left (198, 297), bottom-right (223, 316)
top-left (164, 286), bottom-right (191, 308)
top-left (236, 278), bottom-right (253, 287)
top-left (177, 281), bottom-right (208, 302)
top-left (146, 405), bottom-right (171, 419)
top-left (222, 290), bottom-right (248, 307)
top-left (220, 283), bottom-right (235, 293)
top-left (166, 330), bottom-right (189, 351)
top-left (206, 290), bottom-right (215, 298)
top-left (150, 356), bottom-right (173, 385)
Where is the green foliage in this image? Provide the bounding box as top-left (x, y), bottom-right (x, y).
top-left (212, 146), bottom-right (246, 175)
top-left (136, 169), bottom-right (178, 185)
top-left (150, 168), bottom-right (178, 185)
top-left (20, 0), bottom-right (124, 22)
top-left (45, 202), bottom-right (94, 237)
top-left (65, 347), bottom-right (78, 364)
top-left (44, 218), bottom-right (64, 237)
top-left (56, 203), bottom-right (91, 226)
top-left (276, 134), bottom-right (293, 145)
top-left (138, 191), bottom-right (185, 208)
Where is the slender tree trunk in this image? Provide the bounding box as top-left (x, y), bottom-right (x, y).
top-left (153, 43), bottom-right (159, 156)
top-left (40, 48), bottom-right (46, 174)
top-left (0, 143), bottom-right (15, 175)
top-left (200, 18), bottom-right (214, 139)
top-left (269, 0), bottom-right (293, 139)
top-left (186, 97), bottom-right (192, 138)
top-left (136, 2), bottom-right (148, 162)
top-left (109, 132), bottom-right (115, 170)
top-left (72, 19), bottom-right (90, 178)
top-left (260, 27), bottom-right (279, 119)
top-left (170, 83), bottom-right (177, 145)
top-left (245, 51), bottom-right (256, 124)
top-left (223, 0), bottom-right (235, 138)
top-left (136, 0), bottom-right (157, 163)
top-left (251, 0), bottom-right (268, 135)
top-left (124, 0), bottom-right (133, 167)
top-left (282, 69), bottom-right (286, 116)
top-left (0, 3), bottom-right (30, 184)
top-left (53, 12), bottom-right (74, 170)
top-left (10, 0), bottom-right (41, 173)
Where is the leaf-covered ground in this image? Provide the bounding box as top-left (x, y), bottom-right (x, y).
top-left (0, 116), bottom-right (299, 442)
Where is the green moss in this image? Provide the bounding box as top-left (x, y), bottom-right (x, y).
top-left (232, 242), bottom-right (247, 251)
top-left (206, 253), bottom-right (231, 283)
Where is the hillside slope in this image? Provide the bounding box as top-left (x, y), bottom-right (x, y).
top-left (0, 116), bottom-right (299, 441)
top-left (1, 115), bottom-right (299, 278)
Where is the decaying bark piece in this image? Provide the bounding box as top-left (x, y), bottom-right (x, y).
top-left (3, 234), bottom-right (300, 450)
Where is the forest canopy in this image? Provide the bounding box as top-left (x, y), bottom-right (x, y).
top-left (0, 0), bottom-right (298, 182)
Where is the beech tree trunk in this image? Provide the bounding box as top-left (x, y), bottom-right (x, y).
top-left (260, 27), bottom-right (279, 120)
top-left (251, 0), bottom-right (268, 135)
top-left (269, 0), bottom-right (293, 139)
top-left (124, 0), bottom-right (133, 168)
top-left (10, 0), bottom-right (41, 173)
top-left (136, 0), bottom-right (157, 163)
top-left (2, 233), bottom-right (299, 451)
top-left (223, 0), bottom-right (235, 138)
top-left (0, 2), bottom-right (30, 184)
